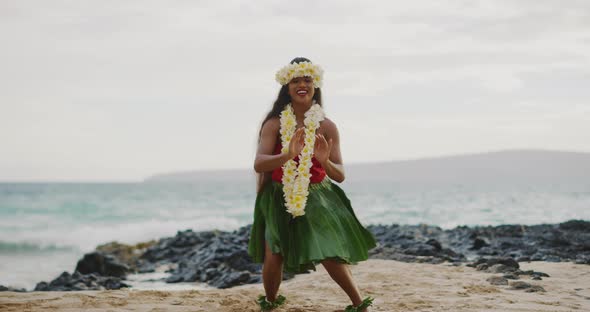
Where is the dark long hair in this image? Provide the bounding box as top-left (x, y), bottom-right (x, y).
top-left (255, 57), bottom-right (324, 192)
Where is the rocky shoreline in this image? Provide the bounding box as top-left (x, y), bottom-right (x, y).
top-left (2, 219), bottom-right (588, 292)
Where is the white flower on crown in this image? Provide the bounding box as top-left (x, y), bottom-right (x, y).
top-left (275, 61), bottom-right (323, 88)
top-left (278, 101), bottom-right (325, 217)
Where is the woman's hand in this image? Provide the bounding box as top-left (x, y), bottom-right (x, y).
top-left (287, 127), bottom-right (306, 159)
top-left (314, 133), bottom-right (333, 166)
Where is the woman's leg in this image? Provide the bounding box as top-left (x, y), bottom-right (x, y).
top-left (321, 259), bottom-right (367, 310)
top-left (262, 240), bottom-right (284, 301)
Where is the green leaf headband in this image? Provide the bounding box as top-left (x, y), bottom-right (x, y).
top-left (275, 61), bottom-right (324, 88)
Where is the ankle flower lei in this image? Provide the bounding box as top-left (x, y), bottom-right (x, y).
top-left (279, 101), bottom-right (325, 217)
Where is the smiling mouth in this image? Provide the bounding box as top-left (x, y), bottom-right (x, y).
top-left (297, 90), bottom-right (308, 96)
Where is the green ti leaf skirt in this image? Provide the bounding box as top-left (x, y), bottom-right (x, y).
top-left (248, 178), bottom-right (378, 273)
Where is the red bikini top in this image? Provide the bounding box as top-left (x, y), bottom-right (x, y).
top-left (271, 141), bottom-right (327, 183)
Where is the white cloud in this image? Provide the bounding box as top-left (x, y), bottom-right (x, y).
top-left (0, 0), bottom-right (589, 180)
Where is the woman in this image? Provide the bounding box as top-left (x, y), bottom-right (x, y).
top-left (248, 57), bottom-right (377, 312)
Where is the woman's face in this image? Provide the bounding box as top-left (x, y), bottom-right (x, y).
top-left (288, 76), bottom-right (315, 105)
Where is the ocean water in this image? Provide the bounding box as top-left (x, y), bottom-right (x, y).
top-left (1, 179), bottom-right (589, 290)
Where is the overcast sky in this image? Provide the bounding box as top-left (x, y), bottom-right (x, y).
top-left (1, 0), bottom-right (589, 181)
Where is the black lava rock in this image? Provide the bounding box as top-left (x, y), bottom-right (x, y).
top-left (0, 285), bottom-right (26, 292)
top-left (75, 251), bottom-right (129, 278)
top-left (149, 225), bottom-right (269, 289)
top-left (34, 271), bottom-right (130, 291)
top-left (28, 219), bottom-right (590, 291)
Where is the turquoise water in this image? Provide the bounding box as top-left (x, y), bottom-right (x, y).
top-left (1, 179), bottom-right (589, 290)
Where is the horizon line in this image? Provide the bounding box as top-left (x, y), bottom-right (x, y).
top-left (2, 148), bottom-right (589, 183)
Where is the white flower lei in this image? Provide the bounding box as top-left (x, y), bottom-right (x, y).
top-left (279, 101), bottom-right (325, 217)
top-left (275, 61), bottom-right (323, 88)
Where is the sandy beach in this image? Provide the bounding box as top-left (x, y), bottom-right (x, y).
top-left (1, 259), bottom-right (588, 312)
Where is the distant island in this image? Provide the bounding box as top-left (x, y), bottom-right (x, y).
top-left (143, 149), bottom-right (590, 184)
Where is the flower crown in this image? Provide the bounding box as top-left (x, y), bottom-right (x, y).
top-left (275, 61), bottom-right (324, 88)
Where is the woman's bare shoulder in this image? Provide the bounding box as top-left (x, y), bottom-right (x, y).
top-left (262, 117), bottom-right (280, 132)
top-left (320, 117), bottom-right (339, 132)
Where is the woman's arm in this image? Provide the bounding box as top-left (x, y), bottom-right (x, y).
top-left (317, 118), bottom-right (346, 183)
top-left (254, 118), bottom-right (305, 173)
top-left (322, 158), bottom-right (345, 183)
